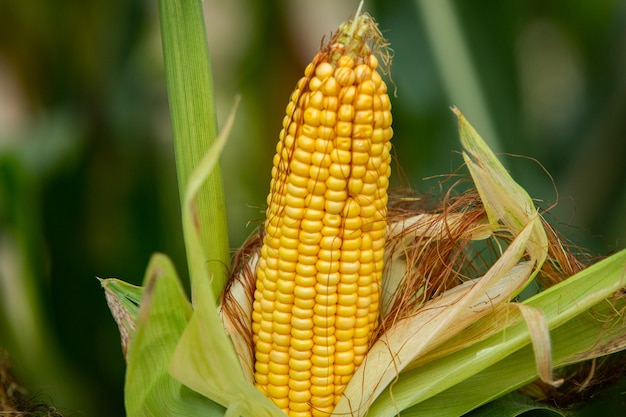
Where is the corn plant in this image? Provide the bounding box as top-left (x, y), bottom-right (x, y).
top-left (101, 1), bottom-right (626, 416)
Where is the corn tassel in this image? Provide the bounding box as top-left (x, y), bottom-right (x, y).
top-left (251, 12), bottom-right (393, 417)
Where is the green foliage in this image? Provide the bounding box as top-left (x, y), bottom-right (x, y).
top-left (123, 254), bottom-right (223, 416)
top-left (158, 0), bottom-right (231, 299)
top-left (468, 396), bottom-right (566, 417)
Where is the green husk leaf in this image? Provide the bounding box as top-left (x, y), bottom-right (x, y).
top-left (100, 278), bottom-right (143, 358)
top-left (124, 253), bottom-right (224, 417)
top-left (181, 95), bottom-right (239, 306)
top-left (367, 248), bottom-right (626, 417)
top-left (101, 278), bottom-right (143, 314)
top-left (169, 270), bottom-right (283, 416)
top-left (168, 92), bottom-right (280, 414)
top-left (465, 395), bottom-right (566, 417)
top-left (455, 107), bottom-right (548, 284)
top-left (101, 95), bottom-right (240, 417)
top-left (399, 293), bottom-right (626, 416)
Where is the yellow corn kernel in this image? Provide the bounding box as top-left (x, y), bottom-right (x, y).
top-left (253, 11), bottom-right (392, 416)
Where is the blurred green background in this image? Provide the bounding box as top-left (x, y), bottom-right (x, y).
top-left (0, 0), bottom-right (624, 415)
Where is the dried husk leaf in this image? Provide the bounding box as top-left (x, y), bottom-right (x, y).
top-left (517, 304), bottom-right (563, 387)
top-left (218, 235), bottom-right (261, 384)
top-left (382, 210), bottom-right (492, 316)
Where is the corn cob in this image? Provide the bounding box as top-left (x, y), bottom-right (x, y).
top-left (252, 13), bottom-right (392, 417)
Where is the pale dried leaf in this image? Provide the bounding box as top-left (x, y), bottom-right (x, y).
top-left (517, 304), bottom-right (563, 387)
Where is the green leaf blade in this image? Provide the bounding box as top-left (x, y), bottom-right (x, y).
top-left (169, 269), bottom-right (285, 417)
top-left (158, 0), bottom-right (230, 299)
top-left (124, 253), bottom-right (224, 417)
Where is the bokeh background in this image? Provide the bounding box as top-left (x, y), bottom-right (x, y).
top-left (1, 0), bottom-right (625, 415)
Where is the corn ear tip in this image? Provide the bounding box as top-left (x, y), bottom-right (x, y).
top-left (329, 9), bottom-right (393, 75)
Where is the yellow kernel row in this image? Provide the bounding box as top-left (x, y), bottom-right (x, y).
top-left (253, 21), bottom-right (393, 416)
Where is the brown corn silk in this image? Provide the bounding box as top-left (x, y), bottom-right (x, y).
top-left (251, 13), bottom-right (393, 417)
